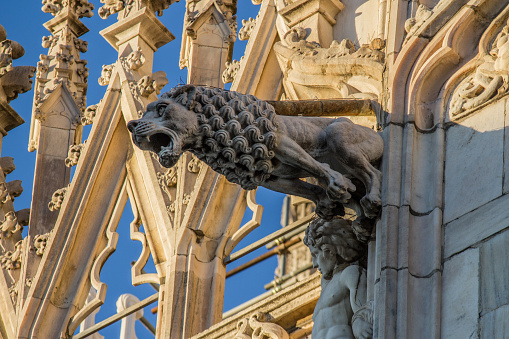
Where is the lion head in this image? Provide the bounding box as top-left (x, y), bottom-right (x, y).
top-left (128, 85), bottom-right (279, 190)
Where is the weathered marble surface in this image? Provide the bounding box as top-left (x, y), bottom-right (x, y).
top-left (444, 100), bottom-right (504, 223)
top-left (441, 248), bottom-right (479, 339)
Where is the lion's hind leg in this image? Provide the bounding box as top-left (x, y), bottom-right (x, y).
top-left (274, 135), bottom-right (356, 203)
top-left (325, 119), bottom-right (383, 218)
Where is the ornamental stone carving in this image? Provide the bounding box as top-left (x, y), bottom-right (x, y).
top-left (122, 47), bottom-right (145, 71)
top-left (34, 232), bottom-right (52, 256)
top-left (449, 18), bottom-right (509, 118)
top-left (0, 239), bottom-right (23, 270)
top-left (187, 155), bottom-right (201, 173)
top-left (81, 104), bottom-right (98, 125)
top-left (0, 156), bottom-right (15, 176)
top-left (6, 180), bottom-right (23, 200)
top-left (98, 64), bottom-right (114, 86)
top-left (0, 26), bottom-right (35, 104)
top-left (136, 71), bottom-right (168, 97)
top-left (48, 186), bottom-right (68, 211)
top-left (0, 211), bottom-right (22, 239)
top-left (274, 27), bottom-right (385, 100)
top-left (404, 4), bottom-right (433, 36)
top-left (8, 283), bottom-right (17, 304)
top-left (98, 0), bottom-right (125, 19)
top-left (239, 17), bottom-right (257, 41)
top-left (127, 85), bottom-right (383, 220)
top-left (222, 57), bottom-right (243, 84)
top-left (234, 312), bottom-right (289, 339)
top-left (0, 183), bottom-right (11, 204)
top-left (303, 217), bottom-right (373, 339)
top-left (42, 0), bottom-right (94, 18)
top-left (65, 142), bottom-right (86, 167)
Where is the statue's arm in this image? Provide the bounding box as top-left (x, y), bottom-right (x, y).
top-left (340, 265), bottom-right (367, 313)
top-left (341, 265), bottom-right (373, 339)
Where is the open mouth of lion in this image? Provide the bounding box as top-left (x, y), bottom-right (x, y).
top-left (146, 132), bottom-right (173, 156)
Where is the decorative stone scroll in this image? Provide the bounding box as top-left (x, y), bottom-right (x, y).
top-left (0, 239), bottom-right (23, 270)
top-left (233, 312), bottom-right (289, 339)
top-left (120, 47), bottom-right (146, 71)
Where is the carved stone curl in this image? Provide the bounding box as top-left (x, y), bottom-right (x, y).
top-left (128, 85), bottom-right (383, 220)
top-left (0, 239), bottom-right (23, 270)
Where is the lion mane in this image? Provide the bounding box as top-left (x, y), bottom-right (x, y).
top-left (161, 86), bottom-right (279, 190)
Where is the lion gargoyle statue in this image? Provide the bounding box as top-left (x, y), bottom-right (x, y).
top-left (127, 85), bottom-right (383, 220)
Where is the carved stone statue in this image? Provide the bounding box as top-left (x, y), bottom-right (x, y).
top-left (303, 217), bottom-right (373, 339)
top-left (127, 85), bottom-right (383, 219)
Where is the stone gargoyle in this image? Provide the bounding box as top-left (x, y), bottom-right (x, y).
top-left (127, 85), bottom-right (383, 220)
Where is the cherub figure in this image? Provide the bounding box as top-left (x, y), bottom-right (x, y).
top-left (304, 217), bottom-right (373, 339)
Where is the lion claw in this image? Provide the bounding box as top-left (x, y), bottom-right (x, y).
top-left (360, 194), bottom-right (381, 219)
top-left (326, 176), bottom-right (355, 203)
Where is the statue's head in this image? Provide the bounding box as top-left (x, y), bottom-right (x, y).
top-left (304, 217), bottom-right (365, 280)
top-left (127, 85), bottom-right (200, 168)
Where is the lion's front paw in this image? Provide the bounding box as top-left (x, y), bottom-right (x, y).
top-left (316, 199), bottom-right (345, 219)
top-left (360, 193), bottom-right (381, 219)
top-left (326, 175), bottom-right (356, 203)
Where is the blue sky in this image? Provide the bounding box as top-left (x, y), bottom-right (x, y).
top-left (1, 1), bottom-right (286, 337)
